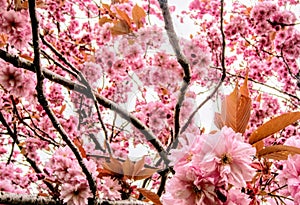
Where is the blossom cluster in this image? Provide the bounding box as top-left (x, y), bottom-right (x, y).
top-left (0, 0), bottom-right (299, 205)
top-left (45, 146), bottom-right (122, 205)
top-left (0, 9), bottom-right (31, 49)
top-left (162, 127), bottom-right (256, 204)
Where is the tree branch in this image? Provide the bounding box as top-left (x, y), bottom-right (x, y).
top-left (0, 111), bottom-right (55, 193)
top-left (28, 1), bottom-right (97, 203)
top-left (157, 0), bottom-right (191, 149)
top-left (0, 191), bottom-right (152, 205)
top-left (0, 49), bottom-right (169, 165)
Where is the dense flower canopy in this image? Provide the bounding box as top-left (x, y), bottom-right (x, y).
top-left (0, 0), bottom-right (299, 205)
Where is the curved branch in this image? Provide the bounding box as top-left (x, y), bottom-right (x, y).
top-left (0, 49), bottom-right (169, 165)
top-left (28, 0), bottom-right (97, 202)
top-left (157, 0), bottom-right (191, 149)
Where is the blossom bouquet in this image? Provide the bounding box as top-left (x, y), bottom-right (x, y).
top-left (0, 0), bottom-right (299, 205)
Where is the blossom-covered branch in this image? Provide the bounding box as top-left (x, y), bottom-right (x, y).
top-left (157, 0), bottom-right (191, 148)
top-left (28, 0), bottom-right (97, 202)
top-left (0, 49), bottom-right (169, 164)
top-left (0, 111), bottom-right (55, 193)
top-left (0, 191), bottom-right (152, 205)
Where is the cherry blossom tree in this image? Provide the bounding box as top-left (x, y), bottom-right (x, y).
top-left (0, 0), bottom-right (299, 204)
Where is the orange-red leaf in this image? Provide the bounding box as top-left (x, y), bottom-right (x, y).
top-left (0, 33), bottom-right (7, 48)
top-left (111, 0), bottom-right (129, 4)
top-left (133, 167), bottom-right (157, 181)
top-left (115, 8), bottom-right (132, 28)
top-left (14, 0), bottom-right (28, 10)
top-left (97, 168), bottom-right (115, 178)
top-left (101, 3), bottom-right (115, 17)
top-left (19, 53), bottom-right (34, 62)
top-left (137, 188), bottom-right (162, 205)
top-left (253, 140), bottom-right (264, 152)
top-left (99, 17), bottom-right (113, 26)
top-left (270, 31), bottom-right (276, 41)
top-left (240, 69), bottom-right (249, 97)
top-left (249, 112), bottom-right (300, 145)
top-left (221, 77), bottom-right (251, 134)
top-left (14, 0), bottom-right (45, 10)
top-left (38, 192), bottom-right (49, 197)
top-left (132, 4), bottom-right (146, 29)
top-left (110, 20), bottom-right (131, 36)
top-left (102, 157), bottom-right (157, 180)
top-left (122, 157), bottom-right (135, 179)
top-left (132, 156), bottom-right (146, 177)
top-left (73, 138), bottom-right (86, 158)
top-left (59, 104), bottom-right (66, 115)
top-left (102, 157), bottom-right (123, 176)
top-left (257, 145), bottom-right (300, 160)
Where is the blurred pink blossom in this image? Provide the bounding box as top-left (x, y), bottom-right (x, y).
top-left (60, 180), bottom-right (92, 205)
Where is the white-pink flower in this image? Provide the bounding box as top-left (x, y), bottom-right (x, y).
top-left (60, 180), bottom-right (92, 205)
top-left (278, 154), bottom-right (300, 200)
top-left (193, 126), bottom-right (256, 187)
top-left (99, 177), bottom-right (122, 200)
top-left (162, 165), bottom-right (222, 205)
top-left (225, 188), bottom-right (251, 205)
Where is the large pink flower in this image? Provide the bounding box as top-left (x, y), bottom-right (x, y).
top-left (278, 154), bottom-right (300, 200)
top-left (60, 180), bottom-right (92, 205)
top-left (1, 10), bottom-right (26, 33)
top-left (169, 132), bottom-right (202, 167)
top-left (162, 165), bottom-right (222, 205)
top-left (193, 127), bottom-right (256, 187)
top-left (0, 64), bottom-right (23, 90)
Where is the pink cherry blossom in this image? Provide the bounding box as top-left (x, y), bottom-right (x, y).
top-left (0, 10), bottom-right (26, 33)
top-left (278, 154), bottom-right (300, 201)
top-left (0, 64), bottom-right (23, 90)
top-left (99, 177), bottom-right (122, 200)
top-left (193, 127), bottom-right (256, 187)
top-left (168, 133), bottom-right (198, 166)
top-left (60, 180), bottom-right (92, 205)
top-left (162, 165), bottom-right (223, 205)
top-left (81, 62), bottom-right (102, 86)
top-left (225, 188), bottom-right (251, 205)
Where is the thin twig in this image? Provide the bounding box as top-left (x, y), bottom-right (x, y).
top-left (0, 111), bottom-right (55, 193)
top-left (41, 32), bottom-right (111, 154)
top-left (11, 96), bottom-right (60, 146)
top-left (219, 68), bottom-right (300, 103)
top-left (180, 0), bottom-right (227, 135)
